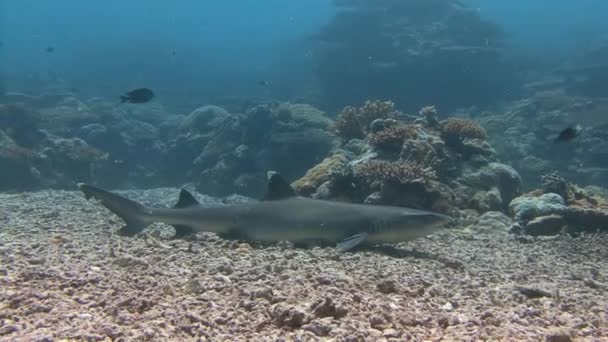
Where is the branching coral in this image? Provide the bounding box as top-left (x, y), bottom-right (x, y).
top-left (418, 105), bottom-right (439, 127)
top-left (440, 118), bottom-right (487, 143)
top-left (332, 100), bottom-right (399, 140)
top-left (355, 159), bottom-right (436, 184)
top-left (332, 106), bottom-right (361, 140)
top-left (368, 124), bottom-right (418, 150)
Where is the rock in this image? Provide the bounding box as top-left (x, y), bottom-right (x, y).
top-left (377, 280), bottom-right (398, 294)
top-left (284, 103), bottom-right (332, 129)
top-left (112, 255), bottom-right (149, 268)
top-left (464, 211), bottom-right (513, 234)
top-left (471, 186), bottom-right (503, 212)
top-left (545, 332), bottom-right (572, 342)
top-left (514, 285), bottom-right (553, 298)
top-left (271, 303), bottom-right (307, 328)
top-left (524, 214), bottom-right (566, 236)
top-left (541, 172), bottom-right (569, 202)
top-left (382, 328), bottom-right (402, 338)
top-left (291, 154), bottom-right (349, 195)
top-left (563, 207), bottom-right (608, 233)
top-left (462, 138), bottom-right (497, 158)
top-left (310, 297), bottom-right (348, 319)
top-left (0, 129), bottom-right (35, 190)
top-left (343, 139), bottom-right (367, 155)
top-left (179, 105), bottom-right (232, 134)
top-left (0, 324), bottom-right (18, 336)
top-left (509, 193), bottom-right (567, 223)
top-left (112, 119), bottom-right (159, 146)
top-left (183, 278), bottom-right (205, 294)
top-left (463, 162), bottom-right (522, 206)
top-left (302, 321), bottom-right (332, 337)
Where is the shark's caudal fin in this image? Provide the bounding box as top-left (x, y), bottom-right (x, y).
top-left (172, 189), bottom-right (200, 238)
top-left (78, 183), bottom-right (150, 236)
top-left (262, 171), bottom-right (297, 201)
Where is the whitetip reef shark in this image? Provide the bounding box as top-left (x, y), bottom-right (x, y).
top-left (79, 172), bottom-right (449, 251)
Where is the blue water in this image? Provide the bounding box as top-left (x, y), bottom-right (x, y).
top-left (2, 0), bottom-right (608, 107)
top-left (0, 0), bottom-right (333, 108)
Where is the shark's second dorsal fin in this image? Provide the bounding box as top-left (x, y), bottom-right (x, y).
top-left (262, 171), bottom-right (297, 201)
top-left (174, 189), bottom-right (200, 208)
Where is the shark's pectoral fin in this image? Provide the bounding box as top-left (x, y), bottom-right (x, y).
top-left (173, 225), bottom-right (195, 239)
top-left (336, 232), bottom-right (369, 252)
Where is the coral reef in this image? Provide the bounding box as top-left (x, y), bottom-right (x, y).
top-left (0, 93), bottom-right (338, 195)
top-left (331, 100), bottom-right (399, 141)
top-left (291, 154), bottom-right (350, 196)
top-left (368, 124), bottom-right (418, 151)
top-left (439, 118), bottom-right (487, 149)
top-left (508, 173), bottom-right (608, 236)
top-left (183, 102), bottom-right (337, 197)
top-left (478, 91), bottom-right (608, 189)
top-left (418, 105), bottom-right (439, 128)
top-left (355, 160), bottom-right (436, 185)
top-left (298, 102), bottom-right (522, 217)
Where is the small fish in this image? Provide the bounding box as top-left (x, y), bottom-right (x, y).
top-left (119, 88), bottom-right (155, 104)
top-left (554, 124), bottom-right (582, 143)
top-left (258, 80), bottom-right (271, 87)
top-left (45, 46), bottom-right (55, 53)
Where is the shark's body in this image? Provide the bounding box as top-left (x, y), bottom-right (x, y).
top-left (79, 172), bottom-right (449, 251)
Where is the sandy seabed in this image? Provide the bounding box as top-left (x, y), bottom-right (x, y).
top-left (0, 189), bottom-right (607, 341)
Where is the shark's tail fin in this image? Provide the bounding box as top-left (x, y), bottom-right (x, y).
top-left (78, 183), bottom-right (150, 236)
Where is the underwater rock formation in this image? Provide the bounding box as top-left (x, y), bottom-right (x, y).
top-left (314, 0), bottom-right (520, 112)
top-left (461, 162), bottom-right (522, 212)
top-left (331, 100), bottom-right (399, 141)
top-left (478, 91), bottom-right (608, 188)
top-left (177, 103), bottom-right (338, 197)
top-left (508, 173), bottom-right (608, 236)
top-left (296, 101), bottom-right (522, 216)
top-left (291, 154), bottom-right (350, 197)
top-left (0, 92), bottom-right (339, 195)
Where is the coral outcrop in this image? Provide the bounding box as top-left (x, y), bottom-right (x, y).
top-left (0, 93), bottom-right (338, 196)
top-left (478, 90), bottom-right (608, 189)
top-left (368, 125), bottom-right (418, 151)
top-left (291, 154), bottom-right (350, 196)
top-left (508, 172), bottom-right (608, 236)
top-left (355, 160), bottom-right (436, 185)
top-left (331, 100), bottom-right (399, 140)
top-left (297, 101), bottom-right (521, 217)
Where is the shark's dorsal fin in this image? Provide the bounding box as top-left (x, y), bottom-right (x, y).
top-left (174, 189), bottom-right (200, 208)
top-left (262, 171), bottom-right (297, 201)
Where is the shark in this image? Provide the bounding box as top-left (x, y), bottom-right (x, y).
top-left (78, 172), bottom-right (449, 251)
